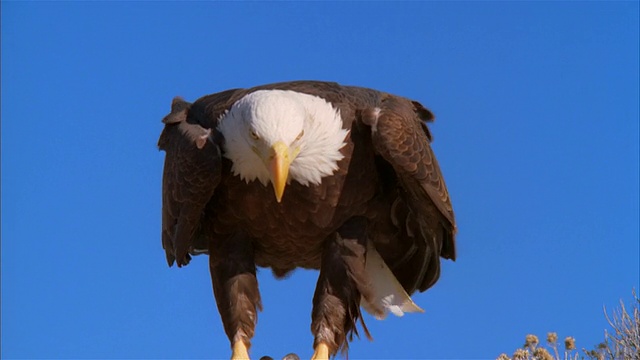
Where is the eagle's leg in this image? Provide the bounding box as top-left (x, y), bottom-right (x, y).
top-left (209, 232), bottom-right (262, 360)
top-left (311, 217), bottom-right (371, 359)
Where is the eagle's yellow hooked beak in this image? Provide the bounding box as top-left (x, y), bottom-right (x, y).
top-left (269, 141), bottom-right (291, 203)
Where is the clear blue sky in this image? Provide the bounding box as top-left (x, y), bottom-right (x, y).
top-left (2, 2), bottom-right (638, 359)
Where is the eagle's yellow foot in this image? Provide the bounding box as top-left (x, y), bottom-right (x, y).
top-left (310, 342), bottom-right (330, 360)
top-left (231, 341), bottom-right (250, 360)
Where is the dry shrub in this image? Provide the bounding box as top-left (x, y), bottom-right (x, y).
top-left (497, 289), bottom-right (639, 360)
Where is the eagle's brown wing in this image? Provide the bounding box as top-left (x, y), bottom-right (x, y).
top-left (157, 91), bottom-right (242, 267)
top-left (361, 94), bottom-right (457, 294)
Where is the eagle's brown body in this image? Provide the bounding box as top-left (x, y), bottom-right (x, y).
top-left (158, 81), bottom-right (456, 358)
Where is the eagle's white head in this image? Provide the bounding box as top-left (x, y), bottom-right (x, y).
top-left (217, 90), bottom-right (349, 202)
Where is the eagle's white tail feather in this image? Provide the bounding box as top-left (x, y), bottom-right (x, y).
top-left (360, 242), bottom-right (424, 320)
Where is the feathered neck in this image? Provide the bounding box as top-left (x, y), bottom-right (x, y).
top-left (217, 90), bottom-right (349, 187)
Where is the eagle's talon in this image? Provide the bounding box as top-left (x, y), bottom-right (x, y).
top-left (311, 342), bottom-right (330, 360)
top-left (231, 341), bottom-right (250, 360)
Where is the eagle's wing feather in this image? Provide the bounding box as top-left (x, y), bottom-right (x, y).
top-left (159, 88), bottom-right (257, 267)
top-left (361, 94), bottom-right (457, 293)
top-left (158, 98), bottom-right (219, 267)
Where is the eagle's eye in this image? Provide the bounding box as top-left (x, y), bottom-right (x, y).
top-left (294, 130), bottom-right (304, 142)
top-left (250, 130), bottom-right (260, 140)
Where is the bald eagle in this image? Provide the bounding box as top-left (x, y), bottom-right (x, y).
top-left (158, 81), bottom-right (456, 359)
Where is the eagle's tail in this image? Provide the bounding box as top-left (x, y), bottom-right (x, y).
top-left (360, 241), bottom-right (424, 319)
